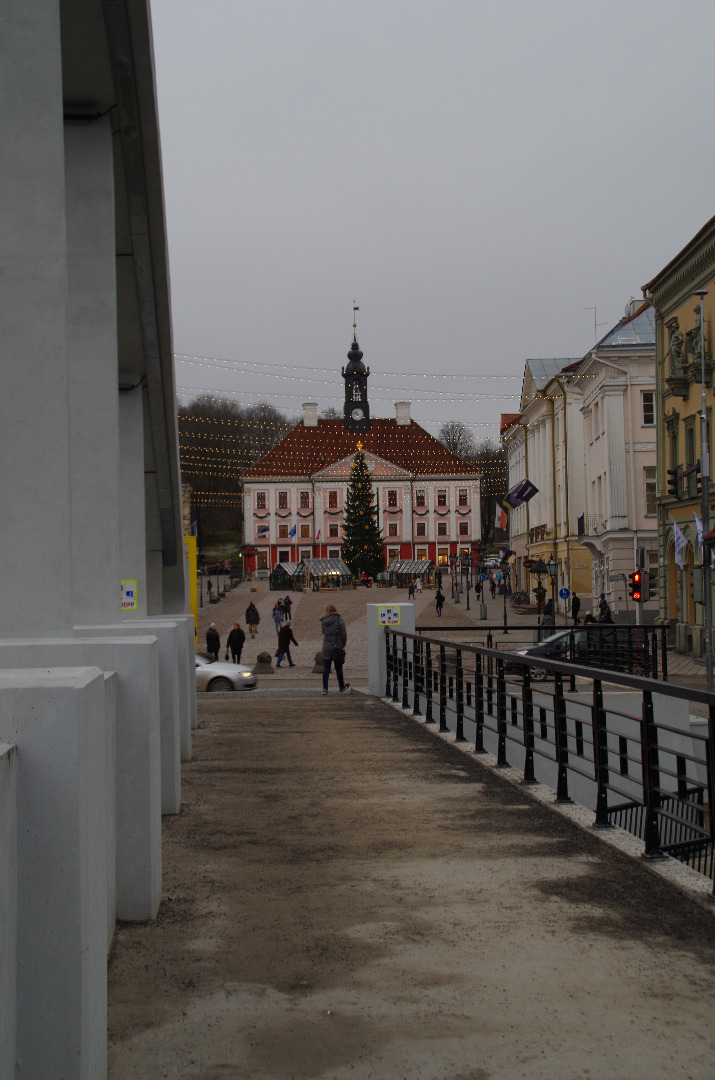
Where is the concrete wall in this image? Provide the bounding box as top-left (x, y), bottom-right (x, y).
top-left (0, 669), bottom-right (108, 1080)
top-left (0, 743), bottom-right (17, 1080)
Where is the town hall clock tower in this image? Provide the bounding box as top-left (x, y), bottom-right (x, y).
top-left (342, 329), bottom-right (371, 433)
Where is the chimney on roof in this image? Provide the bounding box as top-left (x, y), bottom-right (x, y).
top-left (303, 402), bottom-right (318, 427)
top-left (395, 401), bottom-right (411, 426)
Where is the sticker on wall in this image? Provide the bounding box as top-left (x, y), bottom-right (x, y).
top-left (121, 579), bottom-right (138, 611)
top-left (378, 606), bottom-right (401, 625)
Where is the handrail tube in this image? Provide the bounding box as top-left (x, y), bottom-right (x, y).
top-left (412, 637), bottom-right (422, 717)
top-left (496, 659), bottom-right (509, 767)
top-left (475, 654), bottom-right (486, 753)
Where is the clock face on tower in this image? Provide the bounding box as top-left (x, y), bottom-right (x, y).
top-left (351, 408), bottom-right (364, 420)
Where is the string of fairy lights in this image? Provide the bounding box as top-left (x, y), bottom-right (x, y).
top-left (176, 351), bottom-right (513, 508)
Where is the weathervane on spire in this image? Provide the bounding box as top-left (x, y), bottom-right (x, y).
top-left (353, 302), bottom-right (359, 337)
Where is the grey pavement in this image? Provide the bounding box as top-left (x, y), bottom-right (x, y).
top-left (108, 691), bottom-right (715, 1079)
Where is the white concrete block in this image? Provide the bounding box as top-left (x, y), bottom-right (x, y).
top-left (76, 619), bottom-right (191, 814)
top-left (0, 637), bottom-right (162, 921)
top-left (0, 668), bottom-right (107, 1080)
top-left (0, 742), bottom-right (17, 1080)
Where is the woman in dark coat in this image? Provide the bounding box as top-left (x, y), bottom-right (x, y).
top-left (205, 622), bottom-right (220, 662)
top-left (320, 604), bottom-right (350, 694)
top-left (226, 622), bottom-right (246, 664)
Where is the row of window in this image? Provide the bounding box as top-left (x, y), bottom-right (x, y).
top-left (259, 519), bottom-right (472, 540)
top-left (254, 487), bottom-right (471, 510)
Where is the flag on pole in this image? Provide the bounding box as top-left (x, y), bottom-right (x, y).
top-left (695, 513), bottom-right (703, 550)
top-left (315, 529), bottom-right (321, 541)
top-left (191, 521), bottom-right (198, 536)
top-left (495, 504), bottom-right (507, 532)
top-left (671, 517), bottom-right (688, 568)
top-left (257, 525), bottom-right (270, 537)
top-left (504, 479), bottom-right (539, 509)
top-left (288, 524), bottom-right (297, 538)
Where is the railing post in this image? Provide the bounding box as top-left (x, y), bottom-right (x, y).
top-left (707, 704), bottom-right (715, 898)
top-left (455, 649), bottom-right (466, 742)
top-left (424, 641), bottom-right (434, 724)
top-left (475, 652), bottom-right (486, 753)
top-left (640, 689), bottom-right (664, 859)
top-left (412, 636), bottom-right (422, 717)
top-left (522, 668), bottom-right (536, 783)
top-left (401, 635), bottom-right (410, 710)
top-left (391, 633), bottom-right (399, 703)
top-left (496, 658), bottom-right (509, 767)
top-left (591, 679), bottom-right (612, 827)
top-left (439, 645), bottom-right (449, 732)
top-left (384, 630), bottom-right (391, 698)
top-left (661, 626), bottom-right (668, 682)
top-left (553, 672), bottom-right (571, 803)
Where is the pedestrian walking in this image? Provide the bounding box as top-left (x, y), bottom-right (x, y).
top-left (206, 578), bottom-right (213, 600)
top-left (596, 593), bottom-right (613, 623)
top-left (320, 603), bottom-right (350, 695)
top-left (272, 602), bottom-right (284, 635)
top-left (475, 581), bottom-right (482, 599)
top-left (541, 598), bottom-right (555, 628)
top-left (205, 622), bottom-right (220, 662)
top-left (245, 602), bottom-right (260, 638)
top-left (489, 578), bottom-right (496, 599)
top-left (226, 622), bottom-right (246, 664)
top-left (435, 570), bottom-right (442, 590)
top-left (415, 578), bottom-right (422, 594)
top-left (571, 592), bottom-right (581, 625)
top-left (283, 595), bottom-right (293, 622)
top-left (408, 581), bottom-right (416, 600)
top-left (435, 589), bottom-right (445, 617)
top-left (275, 623), bottom-right (298, 668)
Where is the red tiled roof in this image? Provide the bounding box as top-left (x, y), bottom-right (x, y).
top-left (499, 413), bottom-right (520, 435)
top-left (241, 418), bottom-right (481, 479)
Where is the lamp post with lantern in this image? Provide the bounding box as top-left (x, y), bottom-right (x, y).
top-left (546, 554), bottom-right (558, 623)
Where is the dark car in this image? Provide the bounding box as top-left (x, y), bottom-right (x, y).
top-left (507, 625), bottom-right (648, 681)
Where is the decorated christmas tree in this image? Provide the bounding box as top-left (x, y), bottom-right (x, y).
top-left (341, 448), bottom-right (385, 580)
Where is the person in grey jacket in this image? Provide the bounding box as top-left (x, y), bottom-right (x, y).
top-left (320, 604), bottom-right (350, 695)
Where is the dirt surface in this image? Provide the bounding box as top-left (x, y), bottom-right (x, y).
top-left (108, 694), bottom-right (715, 1080)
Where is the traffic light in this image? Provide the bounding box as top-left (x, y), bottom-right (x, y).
top-left (694, 460), bottom-right (703, 498)
top-left (647, 570), bottom-right (656, 600)
top-left (667, 466), bottom-right (683, 499)
top-left (629, 570), bottom-right (643, 602)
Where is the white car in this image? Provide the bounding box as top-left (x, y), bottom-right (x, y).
top-left (195, 655), bottom-right (257, 692)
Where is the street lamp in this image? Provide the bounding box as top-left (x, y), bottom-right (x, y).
top-left (532, 559), bottom-right (548, 625)
top-left (692, 290), bottom-right (713, 691)
top-left (546, 554), bottom-right (558, 621)
top-left (500, 549), bottom-right (513, 635)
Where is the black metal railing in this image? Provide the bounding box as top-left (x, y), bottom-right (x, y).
top-left (384, 627), bottom-right (715, 894)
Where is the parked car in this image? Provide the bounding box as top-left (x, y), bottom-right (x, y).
top-left (506, 626), bottom-right (648, 682)
top-left (195, 655), bottom-right (257, 692)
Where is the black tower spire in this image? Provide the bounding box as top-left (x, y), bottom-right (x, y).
top-left (342, 307), bottom-right (371, 432)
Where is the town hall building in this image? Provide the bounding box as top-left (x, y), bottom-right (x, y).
top-left (240, 333), bottom-right (482, 572)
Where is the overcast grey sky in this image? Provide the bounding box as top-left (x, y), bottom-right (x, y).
top-left (150, 0), bottom-right (715, 440)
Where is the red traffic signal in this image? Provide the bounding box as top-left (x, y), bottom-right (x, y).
top-left (629, 570), bottom-right (642, 602)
